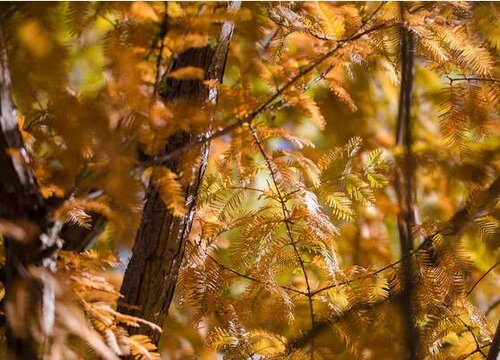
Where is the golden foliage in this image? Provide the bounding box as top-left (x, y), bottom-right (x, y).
top-left (167, 66), bottom-right (205, 80)
top-left (151, 167), bottom-right (186, 217)
top-left (0, 1), bottom-right (499, 360)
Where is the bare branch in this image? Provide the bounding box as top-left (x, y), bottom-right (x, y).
top-left (446, 75), bottom-right (500, 84)
top-left (467, 261), bottom-right (500, 297)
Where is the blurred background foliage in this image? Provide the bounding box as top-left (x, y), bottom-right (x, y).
top-left (0, 1), bottom-right (498, 359)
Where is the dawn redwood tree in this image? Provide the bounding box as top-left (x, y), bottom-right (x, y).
top-left (118, 2), bottom-right (240, 344)
top-left (0, 2), bottom-right (499, 360)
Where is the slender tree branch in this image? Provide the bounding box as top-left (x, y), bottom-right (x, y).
top-left (208, 254), bottom-right (307, 296)
top-left (286, 296), bottom-right (396, 352)
top-left (361, 1), bottom-right (387, 29)
top-left (153, 3), bottom-right (169, 98)
top-left (456, 313), bottom-right (487, 358)
top-left (311, 251), bottom-right (413, 296)
top-left (260, 25), bottom-right (280, 53)
top-left (446, 75), bottom-right (500, 84)
top-left (466, 347), bottom-right (490, 360)
top-left (467, 261), bottom-right (500, 296)
top-left (248, 123), bottom-right (317, 358)
top-left (486, 299), bottom-right (500, 316)
top-left (463, 343), bottom-right (493, 360)
top-left (138, 21), bottom-right (398, 172)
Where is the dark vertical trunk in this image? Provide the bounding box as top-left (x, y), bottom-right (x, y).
top-left (0, 25), bottom-right (57, 360)
top-left (487, 320), bottom-right (500, 360)
top-left (118, 3), bottom-right (239, 345)
top-left (394, 8), bottom-right (420, 360)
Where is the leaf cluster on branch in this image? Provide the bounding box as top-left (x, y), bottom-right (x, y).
top-left (0, 2), bottom-right (499, 360)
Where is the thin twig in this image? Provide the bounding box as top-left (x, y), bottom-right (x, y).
top-left (446, 75), bottom-right (500, 84)
top-left (486, 299), bottom-right (500, 316)
top-left (138, 21), bottom-right (398, 172)
top-left (153, 3), bottom-right (169, 98)
top-left (208, 255), bottom-right (307, 296)
top-left (287, 296), bottom-right (394, 352)
top-left (361, 1), bottom-right (387, 29)
top-left (456, 313), bottom-right (487, 358)
top-left (248, 123), bottom-right (317, 359)
top-left (310, 251), bottom-right (414, 296)
top-left (462, 343), bottom-right (493, 360)
top-left (466, 261), bottom-right (500, 296)
top-left (260, 26), bottom-right (280, 53)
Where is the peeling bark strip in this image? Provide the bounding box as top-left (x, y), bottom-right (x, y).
top-left (118, 3), bottom-right (240, 344)
top-left (0, 26), bottom-right (59, 360)
top-left (394, 8), bottom-right (420, 360)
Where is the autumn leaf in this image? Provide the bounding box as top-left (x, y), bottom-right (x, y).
top-left (1, 3), bottom-right (499, 360)
top-left (167, 66), bottom-right (205, 80)
top-left (151, 167), bottom-right (186, 217)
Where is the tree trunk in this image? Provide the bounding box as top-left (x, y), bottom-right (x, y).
top-left (394, 8), bottom-right (420, 360)
top-left (487, 320), bottom-right (500, 360)
top-left (0, 25), bottom-right (58, 360)
top-left (118, 3), bottom-right (239, 345)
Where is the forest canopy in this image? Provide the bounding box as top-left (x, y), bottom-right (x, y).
top-left (0, 2), bottom-right (499, 360)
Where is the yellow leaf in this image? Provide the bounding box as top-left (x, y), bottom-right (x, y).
top-left (17, 19), bottom-right (52, 58)
top-left (298, 94), bottom-right (326, 130)
top-left (325, 76), bottom-right (357, 112)
top-left (167, 66), bottom-right (205, 80)
top-left (167, 2), bottom-right (184, 18)
top-left (152, 167), bottom-right (186, 217)
top-left (131, 2), bottom-right (159, 22)
top-left (129, 335), bottom-right (160, 360)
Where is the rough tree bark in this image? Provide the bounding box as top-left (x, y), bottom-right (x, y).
top-left (117, 3), bottom-right (239, 345)
top-left (394, 8), bottom-right (420, 360)
top-left (0, 25), bottom-right (59, 360)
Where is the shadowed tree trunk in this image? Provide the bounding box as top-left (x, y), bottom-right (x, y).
top-left (117, 3), bottom-right (239, 345)
top-left (0, 25), bottom-right (59, 360)
top-left (487, 320), bottom-right (500, 360)
top-left (394, 7), bottom-right (420, 360)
